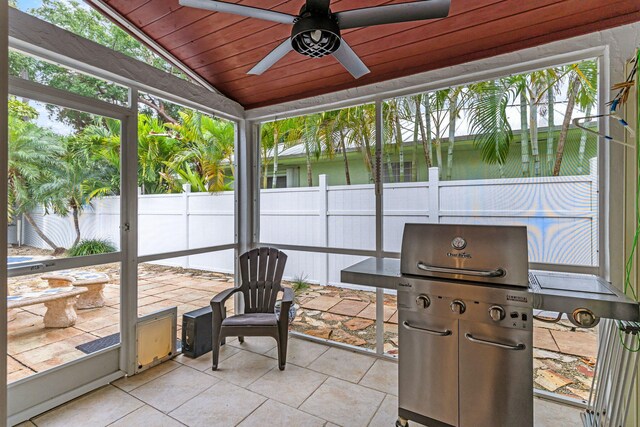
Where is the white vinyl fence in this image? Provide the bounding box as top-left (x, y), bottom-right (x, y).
top-left (21, 161), bottom-right (598, 286)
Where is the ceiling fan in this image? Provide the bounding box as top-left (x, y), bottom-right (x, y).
top-left (179, 0), bottom-right (451, 79)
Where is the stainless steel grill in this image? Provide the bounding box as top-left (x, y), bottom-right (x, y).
top-left (397, 223), bottom-right (533, 427)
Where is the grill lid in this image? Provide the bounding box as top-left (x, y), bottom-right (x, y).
top-left (400, 224), bottom-right (529, 287)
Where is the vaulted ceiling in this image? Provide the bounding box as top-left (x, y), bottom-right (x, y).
top-left (100, 0), bottom-right (640, 109)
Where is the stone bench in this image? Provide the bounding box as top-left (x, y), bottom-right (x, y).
top-left (8, 286), bottom-right (88, 328)
top-left (42, 270), bottom-right (110, 309)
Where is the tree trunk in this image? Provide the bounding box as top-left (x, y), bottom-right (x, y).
top-left (494, 87), bottom-right (505, 178)
top-left (361, 132), bottom-right (374, 177)
top-left (261, 151), bottom-right (269, 189)
top-left (271, 129), bottom-right (279, 188)
top-left (385, 150), bottom-right (394, 183)
top-left (446, 93), bottom-right (457, 180)
top-left (394, 110), bottom-right (405, 182)
top-left (577, 105), bottom-right (592, 174)
top-left (553, 77), bottom-right (580, 176)
top-left (416, 96), bottom-right (432, 170)
top-left (435, 138), bottom-right (443, 178)
top-left (411, 103), bottom-right (419, 182)
top-left (228, 155), bottom-right (235, 179)
top-left (138, 97), bottom-right (178, 124)
top-left (529, 87), bottom-right (540, 176)
top-left (303, 139), bottom-right (313, 187)
top-left (72, 206), bottom-right (81, 247)
top-left (339, 130), bottom-right (351, 185)
top-left (23, 212), bottom-right (62, 252)
top-left (520, 93), bottom-right (530, 176)
top-left (545, 87), bottom-right (555, 175)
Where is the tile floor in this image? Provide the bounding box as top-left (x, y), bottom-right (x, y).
top-left (8, 266), bottom-right (597, 401)
top-left (16, 336), bottom-right (584, 427)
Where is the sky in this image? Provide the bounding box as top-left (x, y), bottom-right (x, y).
top-left (16, 0), bottom-right (43, 11)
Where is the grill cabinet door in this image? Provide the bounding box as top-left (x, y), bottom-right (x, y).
top-left (399, 312), bottom-right (458, 426)
top-left (458, 320), bottom-right (533, 427)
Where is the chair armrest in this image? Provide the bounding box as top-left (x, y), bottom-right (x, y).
top-left (211, 287), bottom-right (240, 306)
top-left (281, 287), bottom-right (294, 303)
top-left (278, 287), bottom-right (295, 324)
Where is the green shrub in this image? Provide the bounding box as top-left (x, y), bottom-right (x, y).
top-left (68, 239), bottom-right (117, 257)
top-left (291, 274), bottom-right (310, 295)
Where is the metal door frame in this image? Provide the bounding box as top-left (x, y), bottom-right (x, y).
top-left (5, 77), bottom-right (135, 425)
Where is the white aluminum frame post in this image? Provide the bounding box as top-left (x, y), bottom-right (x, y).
top-left (120, 88), bottom-right (139, 376)
top-left (1, 1), bottom-right (9, 426)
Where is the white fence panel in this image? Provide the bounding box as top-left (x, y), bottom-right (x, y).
top-left (22, 163), bottom-right (598, 286)
top-left (327, 181), bottom-right (376, 251)
top-left (260, 186), bottom-right (322, 246)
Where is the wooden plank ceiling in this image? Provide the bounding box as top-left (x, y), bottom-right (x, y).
top-left (102, 0), bottom-right (640, 109)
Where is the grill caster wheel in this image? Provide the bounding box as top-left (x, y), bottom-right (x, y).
top-left (396, 417), bottom-right (409, 427)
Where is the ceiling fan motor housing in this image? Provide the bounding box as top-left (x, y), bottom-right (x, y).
top-left (291, 14), bottom-right (341, 58)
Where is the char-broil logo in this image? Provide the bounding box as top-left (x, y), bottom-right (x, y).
top-left (451, 236), bottom-right (467, 250)
top-left (507, 295), bottom-right (528, 303)
top-left (447, 252), bottom-right (472, 259)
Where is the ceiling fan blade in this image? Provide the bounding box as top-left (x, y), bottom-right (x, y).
top-left (333, 41), bottom-right (370, 79)
top-left (305, 0), bottom-right (331, 13)
top-left (335, 0), bottom-right (450, 29)
top-left (179, 0), bottom-right (296, 25)
top-left (248, 39), bottom-right (294, 75)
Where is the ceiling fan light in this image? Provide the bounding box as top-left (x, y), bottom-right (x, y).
top-left (291, 15), bottom-right (341, 58)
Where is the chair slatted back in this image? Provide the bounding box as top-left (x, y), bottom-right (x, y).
top-left (239, 247), bottom-right (287, 313)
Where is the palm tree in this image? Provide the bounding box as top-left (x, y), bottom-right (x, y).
top-left (382, 100), bottom-right (400, 182)
top-left (7, 111), bottom-right (65, 251)
top-left (299, 113), bottom-right (326, 187)
top-left (261, 116), bottom-right (304, 188)
top-left (418, 93), bottom-right (433, 170)
top-left (517, 85), bottom-right (530, 176)
top-left (38, 135), bottom-right (116, 247)
top-left (545, 81), bottom-right (557, 175)
top-left (424, 90), bottom-right (451, 178)
top-left (347, 104), bottom-right (376, 182)
top-left (333, 108), bottom-right (353, 185)
top-left (137, 114), bottom-right (181, 194)
top-left (577, 105), bottom-right (593, 174)
top-left (446, 88), bottom-right (463, 180)
top-left (553, 60), bottom-right (598, 176)
top-left (468, 79), bottom-right (514, 178)
top-left (77, 118), bottom-right (121, 194)
top-left (167, 111), bottom-right (235, 192)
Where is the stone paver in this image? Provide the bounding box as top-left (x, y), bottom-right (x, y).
top-left (534, 327), bottom-right (560, 352)
top-left (301, 296), bottom-right (341, 311)
top-left (328, 299), bottom-right (369, 316)
top-left (357, 304), bottom-right (395, 321)
top-left (535, 370), bottom-right (573, 392)
top-left (551, 330), bottom-right (598, 359)
top-left (344, 317), bottom-right (374, 331)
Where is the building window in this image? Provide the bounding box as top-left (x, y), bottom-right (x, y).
top-left (383, 162), bottom-right (413, 183)
top-left (267, 176), bottom-right (287, 188)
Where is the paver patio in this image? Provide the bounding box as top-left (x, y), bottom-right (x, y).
top-left (6, 257), bottom-right (598, 402)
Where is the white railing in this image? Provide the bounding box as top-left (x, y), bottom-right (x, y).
top-left (21, 160), bottom-right (598, 286)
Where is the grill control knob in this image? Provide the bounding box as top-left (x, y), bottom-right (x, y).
top-left (416, 294), bottom-right (431, 309)
top-left (488, 305), bottom-right (505, 321)
top-left (450, 300), bottom-right (466, 315)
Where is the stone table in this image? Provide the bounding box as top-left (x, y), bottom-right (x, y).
top-left (42, 270), bottom-right (110, 309)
